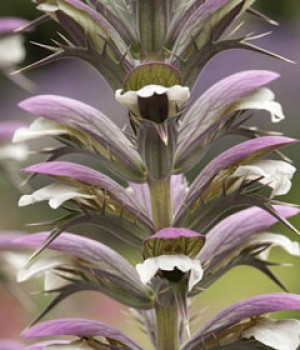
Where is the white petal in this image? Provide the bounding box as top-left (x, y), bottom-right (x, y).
top-left (243, 318), bottom-right (300, 350)
top-left (44, 270), bottom-right (74, 291)
top-left (166, 85), bottom-right (190, 104)
top-left (115, 84), bottom-right (190, 118)
top-left (188, 260), bottom-right (204, 292)
top-left (234, 87), bottom-right (285, 123)
top-left (167, 85), bottom-right (190, 117)
top-left (18, 183), bottom-right (96, 209)
top-left (12, 118), bottom-right (70, 143)
top-left (0, 144), bottom-right (29, 161)
top-left (0, 35), bottom-right (25, 67)
top-left (17, 255), bottom-right (70, 283)
top-left (233, 164), bottom-right (266, 178)
top-left (136, 255), bottom-right (203, 291)
top-left (2, 252), bottom-right (28, 270)
top-left (253, 160), bottom-right (296, 178)
top-left (136, 259), bottom-right (159, 285)
top-left (158, 255), bottom-right (193, 273)
top-left (36, 0), bottom-right (59, 13)
top-left (248, 232), bottom-right (300, 260)
top-left (48, 191), bottom-right (93, 209)
top-left (233, 160), bottom-right (296, 197)
top-left (137, 84), bottom-right (169, 98)
top-left (115, 89), bottom-right (139, 115)
top-left (269, 174), bottom-right (291, 198)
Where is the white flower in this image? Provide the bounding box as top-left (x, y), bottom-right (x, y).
top-left (36, 0), bottom-right (59, 13)
top-left (0, 35), bottom-right (25, 68)
top-left (0, 143), bottom-right (29, 161)
top-left (17, 254), bottom-right (78, 292)
top-left (246, 232), bottom-right (300, 260)
top-left (2, 252), bottom-right (28, 274)
top-left (136, 254), bottom-right (203, 292)
top-left (233, 87), bottom-right (285, 123)
top-left (18, 183), bottom-right (96, 209)
top-left (242, 318), bottom-right (300, 350)
top-left (233, 160), bottom-right (296, 198)
top-left (17, 255), bottom-right (64, 283)
top-left (115, 84), bottom-right (190, 118)
top-left (13, 118), bottom-right (71, 143)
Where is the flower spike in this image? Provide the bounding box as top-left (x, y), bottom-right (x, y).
top-left (1, 2), bottom-right (299, 350)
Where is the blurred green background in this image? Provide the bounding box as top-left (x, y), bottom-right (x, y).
top-left (0, 0), bottom-right (300, 347)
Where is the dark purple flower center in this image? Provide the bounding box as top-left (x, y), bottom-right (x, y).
top-left (138, 93), bottom-right (169, 123)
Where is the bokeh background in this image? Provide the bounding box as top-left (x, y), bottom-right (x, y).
top-left (0, 1), bottom-right (300, 348)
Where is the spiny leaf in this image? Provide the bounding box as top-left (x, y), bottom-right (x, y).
top-left (239, 39), bottom-right (295, 64)
top-left (27, 214), bottom-right (86, 262)
top-left (14, 14), bottom-right (50, 33)
top-left (240, 257), bottom-right (288, 292)
top-left (258, 202), bottom-right (300, 236)
top-left (29, 282), bottom-right (108, 326)
top-left (247, 8), bottom-right (279, 26)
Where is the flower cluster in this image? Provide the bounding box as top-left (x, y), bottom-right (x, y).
top-left (0, 17), bottom-right (34, 89)
top-left (0, 19), bottom-right (32, 185)
top-left (1, 1), bottom-right (300, 350)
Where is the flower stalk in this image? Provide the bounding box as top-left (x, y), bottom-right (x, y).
top-left (155, 300), bottom-right (180, 350)
top-left (148, 176), bottom-right (180, 348)
top-left (148, 175), bottom-right (181, 349)
top-left (136, 0), bottom-right (168, 59)
top-left (148, 177), bottom-right (173, 229)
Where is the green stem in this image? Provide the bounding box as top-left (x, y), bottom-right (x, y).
top-left (136, 0), bottom-right (167, 57)
top-left (148, 177), bottom-right (180, 349)
top-left (155, 302), bottom-right (180, 350)
top-left (148, 177), bottom-right (173, 229)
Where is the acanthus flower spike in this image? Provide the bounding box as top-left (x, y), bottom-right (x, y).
top-left (1, 2), bottom-right (299, 350)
